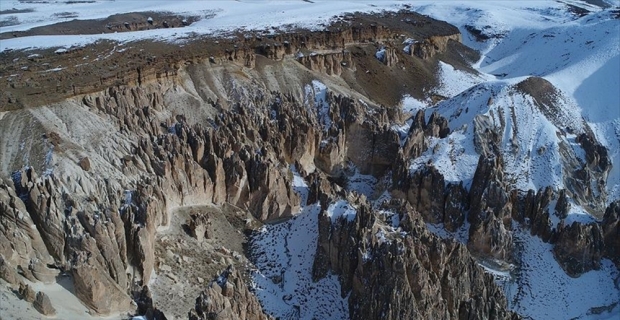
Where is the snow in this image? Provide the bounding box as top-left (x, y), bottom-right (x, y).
top-left (410, 131), bottom-right (479, 189)
top-left (413, 0), bottom-right (620, 203)
top-left (374, 218), bottom-right (407, 246)
top-left (375, 47), bottom-right (386, 62)
top-left (1, 0), bottom-right (410, 51)
top-left (377, 210), bottom-right (400, 229)
top-left (400, 95), bottom-right (430, 115)
top-left (250, 203), bottom-right (349, 320)
top-left (343, 164), bottom-right (378, 199)
top-left (412, 0), bottom-right (581, 60)
top-left (44, 67), bottom-right (65, 72)
top-left (305, 80), bottom-right (331, 132)
top-left (564, 200), bottom-right (598, 225)
top-left (402, 38), bottom-right (415, 54)
top-left (419, 71), bottom-right (605, 204)
top-left (406, 5), bottom-right (620, 317)
top-left (426, 221), bottom-right (470, 244)
top-left (401, 0), bottom-right (619, 203)
top-left (326, 199), bottom-right (357, 223)
top-left (496, 225), bottom-right (620, 320)
top-left (291, 165), bottom-right (309, 206)
top-left (120, 189), bottom-right (133, 212)
top-left (435, 61), bottom-right (490, 98)
top-left (2, 1), bottom-right (618, 319)
top-left (478, 260), bottom-right (513, 280)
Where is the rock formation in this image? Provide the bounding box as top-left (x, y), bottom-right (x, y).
top-left (0, 7), bottom-right (616, 320)
top-left (33, 291), bottom-right (57, 316)
top-left (189, 266), bottom-right (271, 320)
top-left (312, 193), bottom-right (517, 320)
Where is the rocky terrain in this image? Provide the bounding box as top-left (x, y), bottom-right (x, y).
top-left (0, 1), bottom-right (619, 320)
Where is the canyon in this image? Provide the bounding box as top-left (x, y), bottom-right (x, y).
top-left (0, 1), bottom-right (618, 319)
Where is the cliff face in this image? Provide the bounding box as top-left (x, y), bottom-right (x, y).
top-left (0, 10), bottom-right (459, 110)
top-left (0, 41), bottom-right (449, 315)
top-left (311, 194), bottom-right (516, 320)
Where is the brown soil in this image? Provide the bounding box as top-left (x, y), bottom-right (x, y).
top-left (150, 203), bottom-right (261, 318)
top-left (516, 76), bottom-right (560, 110)
top-left (0, 11), bottom-right (202, 40)
top-left (0, 10), bottom-right (463, 111)
top-left (345, 43), bottom-right (437, 107)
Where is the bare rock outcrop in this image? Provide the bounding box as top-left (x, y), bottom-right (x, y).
top-left (553, 222), bottom-right (604, 277)
top-left (602, 201), bottom-right (620, 268)
top-left (71, 255), bottom-right (132, 315)
top-left (189, 266), bottom-right (271, 320)
top-left (187, 212), bottom-right (213, 242)
top-left (443, 182), bottom-right (469, 232)
top-left (297, 51), bottom-right (353, 75)
top-left (1, 8), bottom-right (616, 320)
top-left (33, 291), bottom-right (57, 316)
top-left (413, 35), bottom-right (462, 59)
top-left (392, 111), bottom-right (453, 225)
top-left (0, 256), bottom-right (20, 288)
top-left (511, 187), bottom-right (556, 242)
top-left (312, 194), bottom-right (516, 320)
top-left (403, 165), bottom-right (446, 224)
top-left (0, 65), bottom-right (406, 316)
top-left (79, 156), bottom-right (91, 171)
top-left (467, 155), bottom-right (513, 261)
top-left (18, 282), bottom-right (36, 302)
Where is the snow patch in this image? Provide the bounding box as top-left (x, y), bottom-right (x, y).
top-left (375, 47), bottom-right (386, 62)
top-left (291, 166), bottom-right (309, 206)
top-left (250, 203), bottom-right (349, 320)
top-left (305, 80), bottom-right (331, 132)
top-left (497, 225), bottom-right (620, 320)
top-left (435, 61), bottom-right (490, 98)
top-left (326, 199), bottom-right (357, 223)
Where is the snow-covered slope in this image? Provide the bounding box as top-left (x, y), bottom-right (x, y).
top-left (413, 78), bottom-right (587, 195)
top-left (407, 1), bottom-right (620, 319)
top-left (0, 0), bottom-right (408, 51)
top-left (250, 170), bottom-right (350, 320)
top-left (410, 0), bottom-right (619, 204)
top-left (503, 225), bottom-right (619, 320)
top-left (250, 203), bottom-right (350, 320)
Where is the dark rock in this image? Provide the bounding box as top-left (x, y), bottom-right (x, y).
top-left (602, 201), bottom-right (620, 268)
top-left (443, 182), bottom-right (468, 232)
top-left (189, 266), bottom-right (271, 320)
top-left (187, 212), bottom-right (213, 242)
top-left (79, 157), bottom-right (91, 171)
top-left (553, 222), bottom-right (604, 277)
top-left (467, 155), bottom-right (513, 261)
top-left (33, 291), bottom-right (56, 316)
top-left (47, 131), bottom-right (61, 146)
top-left (134, 286), bottom-right (168, 320)
top-left (313, 198), bottom-right (516, 320)
top-left (18, 282), bottom-right (36, 302)
top-left (404, 165), bottom-right (446, 224)
top-left (555, 189), bottom-right (570, 219)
